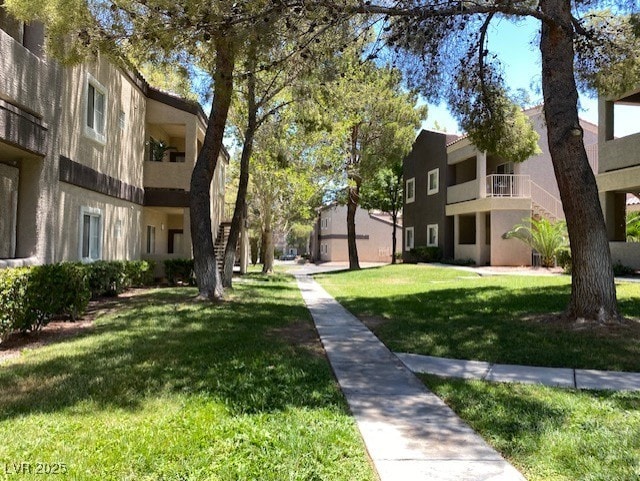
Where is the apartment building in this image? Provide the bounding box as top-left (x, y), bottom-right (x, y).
top-left (597, 86), bottom-right (640, 268)
top-left (403, 106), bottom-right (599, 265)
top-left (311, 203), bottom-right (401, 263)
top-left (0, 12), bottom-right (229, 270)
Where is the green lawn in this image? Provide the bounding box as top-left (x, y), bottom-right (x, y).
top-left (0, 275), bottom-right (376, 481)
top-left (423, 375), bottom-right (640, 481)
top-left (315, 264), bottom-right (640, 371)
top-left (315, 264), bottom-right (640, 480)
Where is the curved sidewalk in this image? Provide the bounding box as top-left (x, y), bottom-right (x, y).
top-left (296, 273), bottom-right (525, 481)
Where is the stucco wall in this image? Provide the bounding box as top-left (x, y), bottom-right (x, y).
top-left (490, 209), bottom-right (532, 266)
top-left (318, 204), bottom-right (400, 263)
top-left (56, 183), bottom-right (142, 262)
top-left (610, 242), bottom-right (640, 270)
top-left (58, 57), bottom-right (146, 189)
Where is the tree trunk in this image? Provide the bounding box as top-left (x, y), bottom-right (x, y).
top-left (539, 0), bottom-right (619, 322)
top-left (222, 60), bottom-right (257, 288)
top-left (262, 209), bottom-right (274, 273)
top-left (391, 211), bottom-right (397, 265)
top-left (347, 180), bottom-right (361, 270)
top-left (189, 37), bottom-right (235, 300)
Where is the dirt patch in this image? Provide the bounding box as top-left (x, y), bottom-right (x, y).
top-left (523, 313), bottom-right (640, 335)
top-left (359, 315), bottom-right (390, 331)
top-left (0, 288), bottom-right (152, 364)
top-left (269, 320), bottom-right (326, 358)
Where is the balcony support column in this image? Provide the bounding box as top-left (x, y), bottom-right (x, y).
top-left (477, 151), bottom-right (487, 198)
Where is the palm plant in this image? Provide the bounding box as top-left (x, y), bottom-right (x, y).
top-left (626, 211), bottom-right (640, 242)
top-left (504, 217), bottom-right (568, 268)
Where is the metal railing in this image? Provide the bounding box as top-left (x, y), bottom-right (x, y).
top-left (485, 174), bottom-right (531, 198)
top-left (530, 181), bottom-right (564, 220)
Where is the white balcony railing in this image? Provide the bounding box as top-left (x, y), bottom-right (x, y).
top-left (530, 181), bottom-right (564, 220)
top-left (485, 174), bottom-right (531, 198)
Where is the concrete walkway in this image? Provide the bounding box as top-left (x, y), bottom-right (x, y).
top-left (397, 353), bottom-right (640, 391)
top-left (296, 273), bottom-right (525, 481)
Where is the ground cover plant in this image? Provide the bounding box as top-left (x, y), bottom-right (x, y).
top-left (422, 374), bottom-right (640, 481)
top-left (315, 264), bottom-right (640, 371)
top-left (0, 275), bottom-right (375, 481)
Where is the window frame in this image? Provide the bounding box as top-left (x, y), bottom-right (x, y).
top-left (79, 206), bottom-right (103, 262)
top-left (406, 178), bottom-right (415, 203)
top-left (84, 74), bottom-right (107, 145)
top-left (427, 168), bottom-right (439, 195)
top-left (427, 224), bottom-right (439, 247)
top-left (405, 226), bottom-right (414, 251)
top-left (146, 225), bottom-right (156, 254)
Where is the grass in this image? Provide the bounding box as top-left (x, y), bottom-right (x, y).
top-left (0, 274), bottom-right (376, 481)
top-left (422, 375), bottom-right (640, 481)
top-left (315, 264), bottom-right (640, 371)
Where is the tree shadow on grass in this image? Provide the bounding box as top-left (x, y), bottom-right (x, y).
top-left (0, 285), bottom-right (344, 421)
top-left (342, 284), bottom-right (640, 371)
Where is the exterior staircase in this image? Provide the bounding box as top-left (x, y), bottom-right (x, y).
top-left (214, 222), bottom-right (231, 270)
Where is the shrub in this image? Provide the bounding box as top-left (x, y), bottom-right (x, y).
top-left (441, 257), bottom-right (475, 266)
top-left (613, 261), bottom-right (634, 277)
top-left (0, 264), bottom-right (91, 338)
top-left (409, 246), bottom-right (443, 263)
top-left (0, 267), bottom-right (29, 342)
top-left (84, 261), bottom-right (127, 297)
top-left (164, 259), bottom-right (195, 286)
top-left (20, 263), bottom-right (90, 332)
top-left (556, 248), bottom-right (572, 274)
top-left (124, 260), bottom-right (156, 287)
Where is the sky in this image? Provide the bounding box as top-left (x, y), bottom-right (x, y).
top-left (421, 16), bottom-right (639, 138)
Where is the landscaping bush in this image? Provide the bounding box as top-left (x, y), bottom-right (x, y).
top-left (124, 260), bottom-right (156, 287)
top-left (164, 259), bottom-right (195, 286)
top-left (20, 263), bottom-right (90, 332)
top-left (84, 261), bottom-right (127, 297)
top-left (613, 261), bottom-right (634, 277)
top-left (556, 248), bottom-right (572, 274)
top-left (0, 267), bottom-right (29, 342)
top-left (441, 257), bottom-right (475, 266)
top-left (409, 246), bottom-right (443, 263)
top-left (0, 263), bottom-right (91, 338)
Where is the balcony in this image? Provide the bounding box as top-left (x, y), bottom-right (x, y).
top-left (485, 174), bottom-right (530, 198)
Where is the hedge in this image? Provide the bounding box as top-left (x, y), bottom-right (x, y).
top-left (409, 246), bottom-right (443, 263)
top-left (0, 260), bottom-right (156, 342)
top-left (164, 259), bottom-right (195, 286)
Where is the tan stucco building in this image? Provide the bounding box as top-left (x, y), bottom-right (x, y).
top-left (597, 86), bottom-right (640, 269)
top-left (311, 204), bottom-right (402, 263)
top-left (0, 14), bottom-right (231, 271)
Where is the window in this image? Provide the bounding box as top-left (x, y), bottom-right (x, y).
top-left (496, 162), bottom-right (514, 175)
top-left (427, 169), bottom-right (439, 195)
top-left (321, 218), bottom-right (329, 230)
top-left (118, 110), bottom-right (126, 131)
top-left (405, 227), bottom-right (414, 250)
top-left (80, 207), bottom-right (102, 261)
top-left (406, 178), bottom-right (415, 203)
top-left (146, 225), bottom-right (156, 254)
top-left (85, 75), bottom-right (107, 144)
top-left (427, 224), bottom-right (438, 247)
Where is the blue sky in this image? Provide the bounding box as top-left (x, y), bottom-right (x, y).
top-left (422, 16), bottom-right (635, 136)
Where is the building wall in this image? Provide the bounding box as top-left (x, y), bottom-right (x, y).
top-left (0, 25), bottom-right (62, 264)
top-left (402, 130), bottom-right (452, 260)
top-left (0, 163), bottom-right (18, 257)
top-left (490, 209), bottom-right (532, 266)
top-left (318, 204), bottom-right (401, 263)
top-left (56, 183), bottom-right (142, 262)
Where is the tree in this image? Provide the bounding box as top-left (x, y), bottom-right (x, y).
top-left (359, 161), bottom-right (403, 264)
top-left (307, 49), bottom-right (425, 270)
top-left (298, 0), bottom-right (640, 323)
top-left (247, 113), bottom-right (318, 273)
top-left (504, 217), bottom-right (568, 268)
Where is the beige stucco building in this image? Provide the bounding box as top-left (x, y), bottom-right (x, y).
top-left (311, 204), bottom-right (402, 263)
top-left (597, 86), bottom-right (640, 269)
top-left (0, 13), bottom-right (232, 272)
